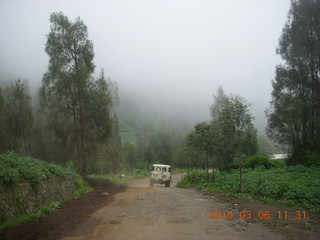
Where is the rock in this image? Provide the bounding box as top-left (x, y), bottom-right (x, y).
top-left (102, 192), bottom-right (109, 197)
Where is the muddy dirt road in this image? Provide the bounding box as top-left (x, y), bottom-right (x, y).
top-left (63, 174), bottom-right (284, 240)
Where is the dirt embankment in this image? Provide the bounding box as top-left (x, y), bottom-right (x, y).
top-left (0, 178), bottom-right (125, 240)
top-left (1, 174), bottom-right (319, 240)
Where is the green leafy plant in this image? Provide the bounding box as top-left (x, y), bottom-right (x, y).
top-left (177, 166), bottom-right (320, 213)
top-left (0, 151), bottom-right (77, 187)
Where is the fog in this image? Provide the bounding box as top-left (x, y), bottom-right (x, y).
top-left (0, 0), bottom-right (290, 132)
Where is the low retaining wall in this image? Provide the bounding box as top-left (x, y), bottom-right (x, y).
top-left (0, 177), bottom-right (75, 224)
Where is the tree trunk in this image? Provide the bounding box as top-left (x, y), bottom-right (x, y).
top-left (206, 152), bottom-right (209, 183)
top-left (239, 158), bottom-right (243, 192)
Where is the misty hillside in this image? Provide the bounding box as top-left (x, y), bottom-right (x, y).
top-left (117, 98), bottom-right (193, 146)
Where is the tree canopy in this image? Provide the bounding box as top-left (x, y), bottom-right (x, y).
top-left (186, 87), bottom-right (257, 171)
top-left (266, 0), bottom-right (320, 165)
top-left (40, 12), bottom-right (115, 174)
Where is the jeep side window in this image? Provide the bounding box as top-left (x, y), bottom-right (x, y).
top-left (162, 168), bottom-right (167, 172)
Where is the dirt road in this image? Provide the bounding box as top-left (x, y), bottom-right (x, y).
top-left (62, 174), bottom-right (284, 240)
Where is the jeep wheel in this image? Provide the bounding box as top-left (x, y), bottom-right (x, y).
top-left (165, 182), bottom-right (170, 187)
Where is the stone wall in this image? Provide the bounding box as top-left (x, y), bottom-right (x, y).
top-left (0, 177), bottom-right (75, 224)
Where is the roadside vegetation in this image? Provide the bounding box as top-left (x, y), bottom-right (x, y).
top-left (0, 151), bottom-right (93, 232)
top-left (0, 151), bottom-right (77, 186)
top-left (0, 151), bottom-right (152, 232)
top-left (177, 163), bottom-right (320, 214)
top-left (0, 0), bottom-right (319, 232)
top-left (0, 201), bottom-right (60, 233)
top-left (175, 1), bottom-right (320, 218)
top-left (90, 169), bottom-right (149, 186)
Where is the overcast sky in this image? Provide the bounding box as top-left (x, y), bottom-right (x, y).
top-left (0, 0), bottom-right (290, 131)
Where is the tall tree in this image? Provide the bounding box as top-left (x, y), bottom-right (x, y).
top-left (208, 88), bottom-right (257, 166)
top-left (146, 132), bottom-right (173, 166)
top-left (186, 89), bottom-right (257, 173)
top-left (0, 87), bottom-right (6, 152)
top-left (210, 86), bottom-right (228, 121)
top-left (40, 12), bottom-right (112, 174)
top-left (187, 121), bottom-right (216, 181)
top-left (266, 0), bottom-right (320, 164)
top-left (0, 79), bottom-right (33, 154)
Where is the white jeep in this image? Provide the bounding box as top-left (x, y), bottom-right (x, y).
top-left (150, 164), bottom-right (171, 187)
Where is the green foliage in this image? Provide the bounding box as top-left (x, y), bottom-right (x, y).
top-left (269, 159), bottom-right (286, 168)
top-left (0, 201), bottom-right (60, 232)
top-left (133, 169), bottom-right (149, 177)
top-left (187, 122), bottom-right (215, 155)
top-left (244, 155), bottom-right (271, 169)
top-left (40, 12), bottom-right (116, 174)
top-left (172, 138), bottom-right (206, 170)
top-left (171, 168), bottom-right (183, 174)
top-left (119, 120), bottom-right (138, 145)
top-left (178, 167), bottom-right (320, 213)
top-left (90, 168), bottom-right (149, 187)
top-left (304, 151), bottom-right (320, 167)
top-left (0, 79), bottom-right (33, 155)
top-left (176, 170), bottom-right (207, 188)
top-left (0, 151), bottom-right (77, 187)
top-left (68, 176), bottom-right (93, 200)
top-left (218, 155), bottom-right (284, 171)
top-left (0, 153), bottom-right (92, 232)
top-left (257, 134), bottom-right (274, 156)
top-left (185, 87), bottom-right (257, 172)
top-left (266, 0), bottom-right (320, 165)
top-left (219, 163), bottom-right (239, 172)
top-left (143, 132), bottom-right (173, 166)
top-left (88, 142), bottom-right (121, 175)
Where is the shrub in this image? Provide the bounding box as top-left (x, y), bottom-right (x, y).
top-left (244, 155), bottom-right (270, 169)
top-left (219, 163), bottom-right (239, 172)
top-left (0, 151), bottom-right (78, 187)
top-left (304, 151), bottom-right (320, 167)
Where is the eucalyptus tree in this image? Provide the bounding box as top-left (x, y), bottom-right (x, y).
top-left (209, 88), bottom-right (257, 165)
top-left (187, 121), bottom-right (218, 181)
top-left (40, 12), bottom-right (113, 174)
top-left (266, 0), bottom-right (320, 164)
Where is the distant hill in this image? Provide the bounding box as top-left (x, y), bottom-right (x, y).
top-left (116, 95), bottom-right (205, 146)
top-left (116, 101), bottom-right (164, 146)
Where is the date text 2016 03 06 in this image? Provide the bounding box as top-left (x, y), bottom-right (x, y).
top-left (209, 210), bottom-right (307, 220)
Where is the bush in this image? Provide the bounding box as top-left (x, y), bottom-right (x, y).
top-left (219, 163), bottom-right (239, 172)
top-left (0, 151), bottom-right (78, 186)
top-left (244, 155), bottom-right (270, 169)
top-left (304, 151), bottom-right (320, 167)
top-left (218, 155), bottom-right (284, 172)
